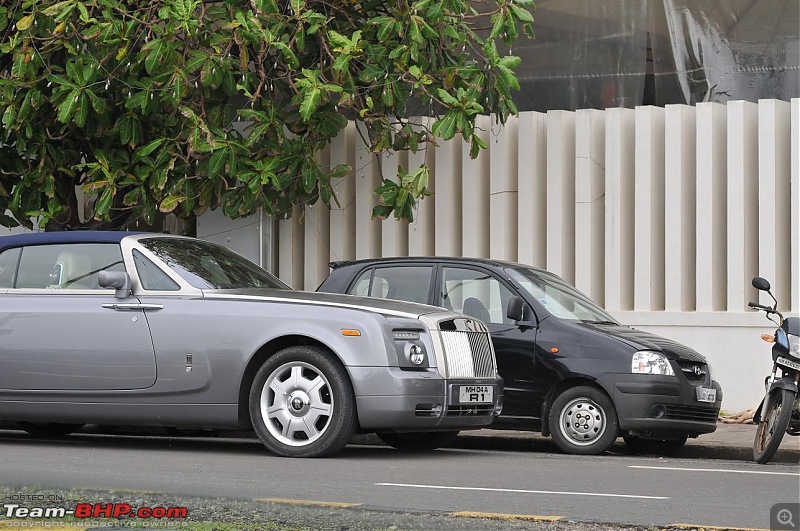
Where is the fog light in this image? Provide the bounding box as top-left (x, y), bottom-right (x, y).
top-left (648, 405), bottom-right (667, 419)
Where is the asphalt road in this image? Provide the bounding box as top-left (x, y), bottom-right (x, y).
top-left (0, 429), bottom-right (798, 530)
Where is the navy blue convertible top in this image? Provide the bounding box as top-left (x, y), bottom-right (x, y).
top-left (0, 231), bottom-right (144, 252)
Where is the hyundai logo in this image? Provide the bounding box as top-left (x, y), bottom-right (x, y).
top-left (683, 365), bottom-right (706, 377)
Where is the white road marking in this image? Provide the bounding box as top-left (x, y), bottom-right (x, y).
top-left (376, 482), bottom-right (669, 500)
top-left (629, 465), bottom-right (799, 477)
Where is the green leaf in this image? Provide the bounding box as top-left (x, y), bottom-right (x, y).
top-left (94, 187), bottom-right (114, 220)
top-left (56, 90), bottom-right (80, 124)
top-left (159, 195), bottom-right (185, 213)
top-left (185, 50), bottom-right (207, 73)
top-left (208, 149), bottom-right (227, 178)
top-left (74, 93), bottom-right (89, 127)
top-left (510, 4), bottom-right (534, 24)
top-left (137, 139), bottom-right (164, 158)
top-left (299, 87), bottom-right (322, 121)
top-left (431, 113), bottom-right (458, 140)
top-left (489, 12), bottom-right (505, 39)
top-left (143, 38), bottom-right (167, 75)
top-left (436, 88), bottom-right (459, 107)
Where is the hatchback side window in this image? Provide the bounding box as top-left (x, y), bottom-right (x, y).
top-left (440, 267), bottom-right (513, 325)
top-left (348, 266), bottom-right (432, 304)
top-left (15, 243), bottom-right (125, 290)
top-left (0, 248), bottom-right (21, 288)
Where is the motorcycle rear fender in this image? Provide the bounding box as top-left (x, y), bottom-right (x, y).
top-left (753, 379), bottom-right (799, 423)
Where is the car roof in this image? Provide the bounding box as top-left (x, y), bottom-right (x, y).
top-left (0, 230), bottom-right (143, 252)
top-left (329, 256), bottom-right (541, 271)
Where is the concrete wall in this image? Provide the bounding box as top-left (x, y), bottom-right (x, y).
top-left (202, 99), bottom-right (799, 412)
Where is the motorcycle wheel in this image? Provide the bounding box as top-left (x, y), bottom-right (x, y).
top-left (753, 388), bottom-right (795, 464)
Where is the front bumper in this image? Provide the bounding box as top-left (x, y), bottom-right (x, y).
top-left (598, 373), bottom-right (723, 437)
top-left (351, 367), bottom-right (502, 431)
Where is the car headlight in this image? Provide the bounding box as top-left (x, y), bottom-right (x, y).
top-left (393, 329), bottom-right (429, 369)
top-left (632, 351), bottom-right (675, 376)
top-left (789, 334), bottom-right (800, 359)
top-left (406, 343), bottom-right (426, 365)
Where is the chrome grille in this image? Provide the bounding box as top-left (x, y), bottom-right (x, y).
top-left (440, 330), bottom-right (496, 378)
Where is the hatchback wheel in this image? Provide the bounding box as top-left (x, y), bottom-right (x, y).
top-left (549, 386), bottom-right (619, 455)
top-left (249, 346), bottom-right (357, 457)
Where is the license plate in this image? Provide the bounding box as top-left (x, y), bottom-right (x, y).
top-left (777, 356), bottom-right (800, 371)
top-left (458, 385), bottom-right (493, 404)
top-left (696, 386), bottom-right (717, 403)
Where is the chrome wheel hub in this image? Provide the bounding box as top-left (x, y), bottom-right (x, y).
top-left (288, 391), bottom-right (310, 416)
top-left (559, 397), bottom-right (606, 446)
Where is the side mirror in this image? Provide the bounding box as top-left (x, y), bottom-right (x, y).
top-left (752, 276), bottom-right (771, 292)
top-left (506, 295), bottom-right (526, 322)
top-left (99, 271), bottom-right (131, 299)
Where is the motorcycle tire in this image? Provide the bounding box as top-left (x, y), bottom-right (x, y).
top-left (753, 388), bottom-right (795, 464)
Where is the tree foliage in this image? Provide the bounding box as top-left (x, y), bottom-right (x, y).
top-left (0, 0), bottom-right (534, 230)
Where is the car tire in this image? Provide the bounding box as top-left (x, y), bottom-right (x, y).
top-left (377, 431), bottom-right (460, 451)
top-left (549, 386), bottom-right (619, 455)
top-left (19, 422), bottom-right (84, 438)
top-left (623, 435), bottom-right (687, 456)
top-left (249, 345), bottom-right (357, 458)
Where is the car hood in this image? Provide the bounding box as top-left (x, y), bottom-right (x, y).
top-left (576, 322), bottom-right (708, 363)
top-left (202, 288), bottom-right (444, 319)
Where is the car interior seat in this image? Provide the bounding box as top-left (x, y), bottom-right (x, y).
top-left (51, 251), bottom-right (94, 289)
top-left (462, 297), bottom-right (491, 324)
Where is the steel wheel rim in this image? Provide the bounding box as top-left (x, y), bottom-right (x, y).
top-left (559, 397), bottom-right (607, 447)
top-left (260, 361), bottom-right (333, 447)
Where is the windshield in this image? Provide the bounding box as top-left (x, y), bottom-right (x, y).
top-left (506, 267), bottom-right (617, 324)
top-left (139, 238), bottom-right (289, 290)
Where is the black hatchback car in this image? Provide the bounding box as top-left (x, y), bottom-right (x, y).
top-left (318, 257), bottom-right (723, 455)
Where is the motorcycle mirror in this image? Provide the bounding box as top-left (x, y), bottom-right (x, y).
top-left (752, 276), bottom-right (771, 291)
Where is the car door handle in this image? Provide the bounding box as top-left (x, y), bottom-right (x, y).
top-left (102, 303), bottom-right (164, 311)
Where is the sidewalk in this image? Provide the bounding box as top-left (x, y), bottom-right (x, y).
top-left (423, 422), bottom-right (800, 464)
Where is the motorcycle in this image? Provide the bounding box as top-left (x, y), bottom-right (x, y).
top-left (748, 276), bottom-right (800, 464)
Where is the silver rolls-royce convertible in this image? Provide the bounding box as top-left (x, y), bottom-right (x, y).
top-left (0, 231), bottom-right (501, 457)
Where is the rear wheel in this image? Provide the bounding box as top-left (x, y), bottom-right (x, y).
top-left (624, 435), bottom-right (688, 456)
top-left (377, 431), bottom-right (460, 451)
top-left (549, 386), bottom-right (619, 455)
top-left (249, 346), bottom-right (357, 458)
top-left (19, 422), bottom-right (84, 437)
top-left (753, 389), bottom-right (794, 464)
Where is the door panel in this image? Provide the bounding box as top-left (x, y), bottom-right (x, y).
top-left (0, 294), bottom-right (156, 391)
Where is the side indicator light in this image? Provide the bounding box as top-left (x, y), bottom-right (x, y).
top-left (341, 329), bottom-right (361, 337)
top-left (550, 347), bottom-right (559, 354)
top-left (761, 334), bottom-right (775, 343)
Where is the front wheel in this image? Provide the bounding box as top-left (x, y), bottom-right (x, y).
top-left (249, 346), bottom-right (357, 458)
top-left (549, 386), bottom-right (619, 455)
top-left (753, 388), bottom-right (795, 464)
top-left (377, 431), bottom-right (460, 451)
